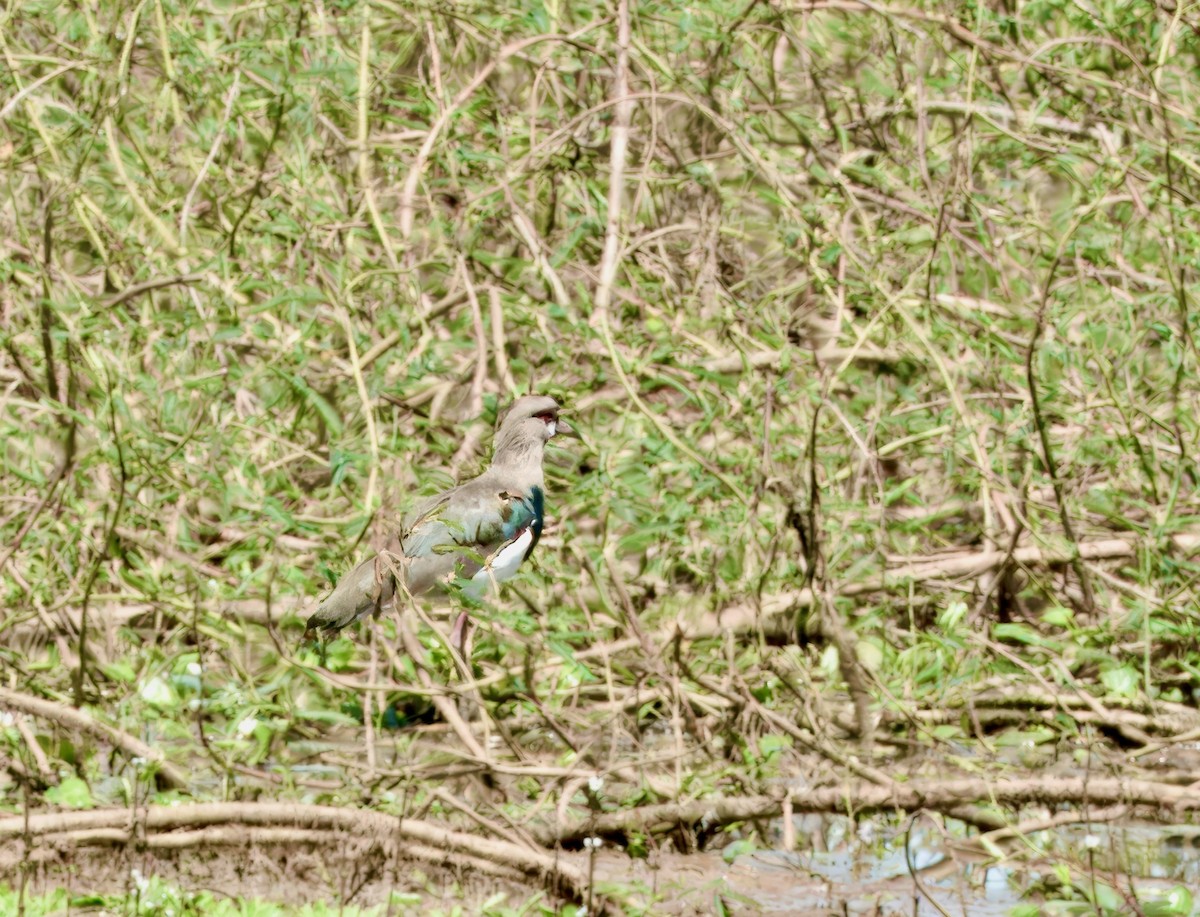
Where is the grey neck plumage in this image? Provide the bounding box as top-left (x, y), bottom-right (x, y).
top-left (489, 430), bottom-right (547, 491)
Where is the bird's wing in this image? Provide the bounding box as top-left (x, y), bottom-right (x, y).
top-left (306, 482), bottom-right (543, 633)
top-left (402, 480), bottom-right (543, 565)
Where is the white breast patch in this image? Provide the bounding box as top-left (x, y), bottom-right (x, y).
top-left (464, 527), bottom-right (534, 598)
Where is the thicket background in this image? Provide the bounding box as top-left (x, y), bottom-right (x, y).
top-left (3, 0), bottom-right (1200, 913)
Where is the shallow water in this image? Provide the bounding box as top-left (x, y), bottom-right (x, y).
top-left (595, 813), bottom-right (1200, 914)
top-left (280, 735), bottom-right (1200, 913)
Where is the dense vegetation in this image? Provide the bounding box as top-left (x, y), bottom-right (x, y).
top-left (3, 0), bottom-right (1200, 912)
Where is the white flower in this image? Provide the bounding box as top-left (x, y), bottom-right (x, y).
top-left (186, 662), bottom-right (202, 677)
top-left (138, 676), bottom-right (174, 706)
top-left (583, 836), bottom-right (603, 849)
top-left (588, 775), bottom-right (604, 794)
top-left (0, 711), bottom-right (14, 727)
top-left (1083, 834), bottom-right (1101, 849)
top-left (236, 716), bottom-right (257, 737)
top-left (131, 756), bottom-right (147, 768)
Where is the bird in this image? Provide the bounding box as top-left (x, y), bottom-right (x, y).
top-left (306, 394), bottom-right (577, 651)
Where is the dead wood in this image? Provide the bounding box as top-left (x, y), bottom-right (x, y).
top-left (0, 687), bottom-right (189, 790)
top-left (682, 534), bottom-right (1200, 639)
top-left (910, 699), bottom-right (1200, 742)
top-left (703, 345), bottom-right (899, 374)
top-left (0, 801), bottom-right (606, 912)
top-left (538, 775), bottom-right (1200, 845)
top-left (22, 826), bottom-right (530, 884)
top-left (22, 535), bottom-right (1200, 648)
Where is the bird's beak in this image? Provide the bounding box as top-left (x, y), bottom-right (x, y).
top-left (554, 417), bottom-right (581, 439)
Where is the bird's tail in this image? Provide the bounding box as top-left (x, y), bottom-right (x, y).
top-left (305, 553), bottom-right (398, 634)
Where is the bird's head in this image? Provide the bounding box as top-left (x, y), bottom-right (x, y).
top-left (497, 394), bottom-right (580, 444)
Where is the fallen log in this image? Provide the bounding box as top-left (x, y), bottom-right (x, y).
top-left (0, 801), bottom-right (605, 913)
top-left (538, 775), bottom-right (1200, 846)
top-left (681, 534), bottom-right (1200, 639)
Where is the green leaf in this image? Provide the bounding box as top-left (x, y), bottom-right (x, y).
top-left (1144, 885), bottom-right (1194, 917)
top-left (1041, 605), bottom-right (1074, 627)
top-left (758, 734), bottom-right (791, 758)
top-left (938, 600), bottom-right (967, 631)
top-left (283, 371), bottom-right (343, 435)
top-left (1100, 665), bottom-right (1139, 698)
top-left (1088, 880), bottom-right (1123, 913)
top-left (992, 622), bottom-right (1055, 647)
top-left (294, 709), bottom-right (360, 726)
top-left (721, 837), bottom-right (757, 864)
top-left (856, 639), bottom-right (883, 671)
top-left (993, 726), bottom-right (1056, 747)
top-left (626, 831), bottom-right (650, 859)
top-left (45, 777), bottom-right (93, 809)
top-left (100, 661), bottom-right (136, 683)
top-left (818, 644), bottom-right (840, 681)
top-left (323, 638), bottom-right (357, 672)
top-left (891, 225), bottom-right (934, 246)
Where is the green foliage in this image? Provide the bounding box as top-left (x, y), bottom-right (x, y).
top-left (1013, 878), bottom-right (1194, 917)
top-left (0, 882), bottom-right (389, 917)
top-left (43, 776), bottom-right (93, 809)
top-left (2, 0), bottom-right (1200, 910)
